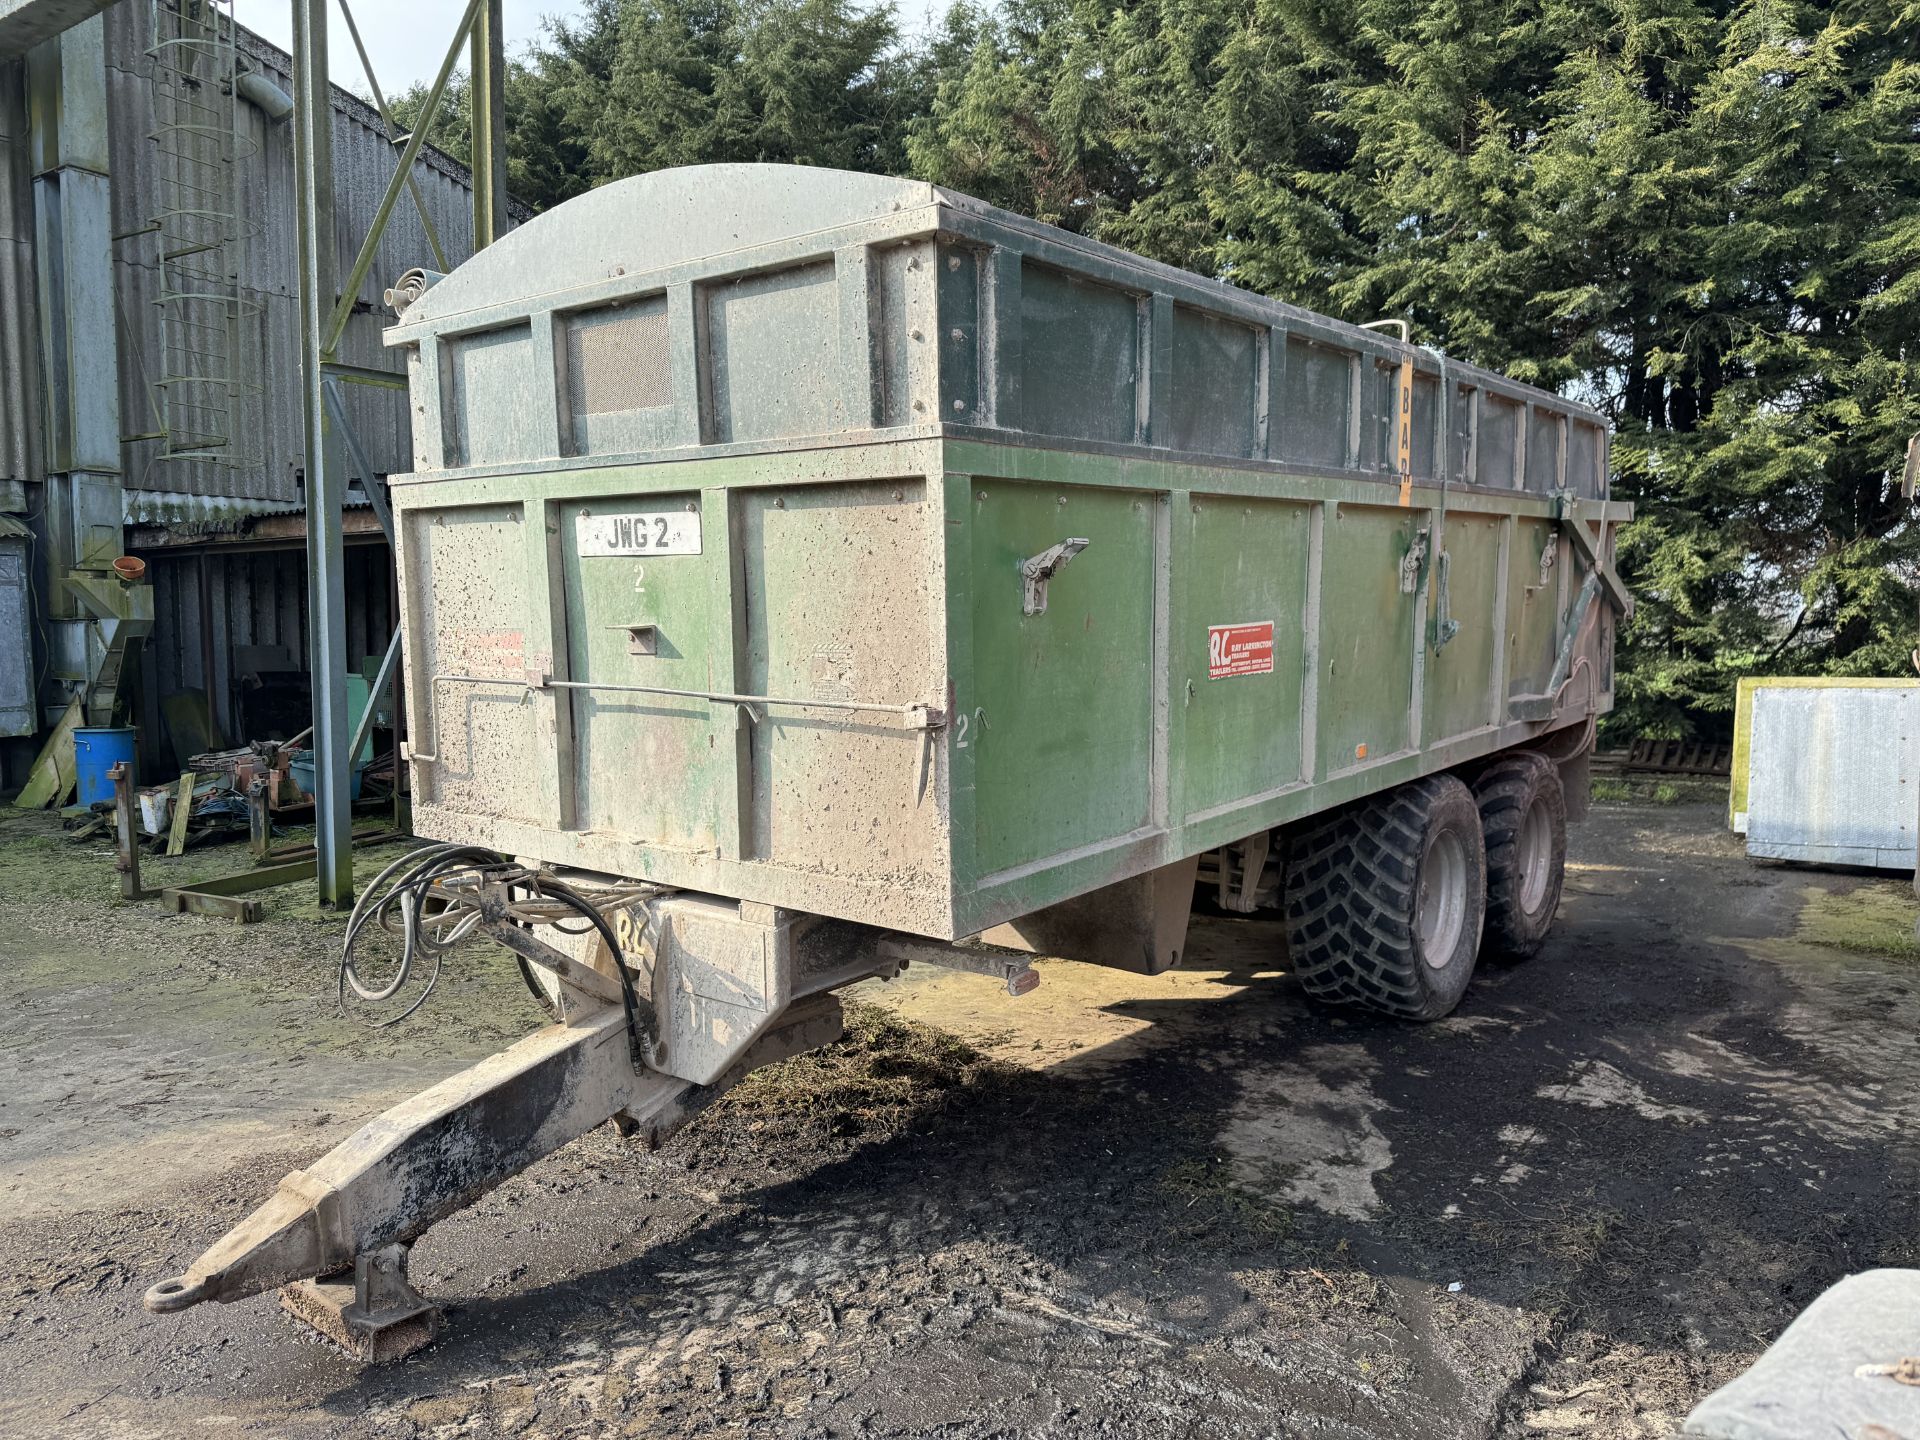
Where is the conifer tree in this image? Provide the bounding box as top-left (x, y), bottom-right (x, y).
top-left (403, 0), bottom-right (1920, 737)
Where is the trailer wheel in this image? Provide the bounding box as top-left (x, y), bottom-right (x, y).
top-left (1282, 774), bottom-right (1487, 1020)
top-left (1473, 752), bottom-right (1567, 961)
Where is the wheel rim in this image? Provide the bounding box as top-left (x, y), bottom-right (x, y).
top-left (1517, 796), bottom-right (1553, 915)
top-left (1416, 824), bottom-right (1469, 968)
top-left (1520, 802), bottom-right (1551, 913)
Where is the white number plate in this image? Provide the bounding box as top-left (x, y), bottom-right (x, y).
top-left (576, 509), bottom-right (702, 557)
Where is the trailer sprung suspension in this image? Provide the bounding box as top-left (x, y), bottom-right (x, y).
top-left (338, 844), bottom-right (664, 1071)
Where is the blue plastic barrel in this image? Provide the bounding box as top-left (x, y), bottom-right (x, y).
top-left (73, 726), bottom-right (137, 807)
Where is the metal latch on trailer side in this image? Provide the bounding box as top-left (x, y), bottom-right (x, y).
top-left (1399, 526), bottom-right (1430, 595)
top-left (1022, 538), bottom-right (1089, 616)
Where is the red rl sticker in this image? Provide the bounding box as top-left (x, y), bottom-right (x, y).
top-left (1207, 622), bottom-right (1275, 679)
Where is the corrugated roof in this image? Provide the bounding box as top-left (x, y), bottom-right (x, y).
top-left (124, 488), bottom-right (372, 527)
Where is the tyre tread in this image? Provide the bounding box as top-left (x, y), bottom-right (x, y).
top-left (1473, 751), bottom-right (1567, 961)
top-left (1282, 775), bottom-right (1481, 1020)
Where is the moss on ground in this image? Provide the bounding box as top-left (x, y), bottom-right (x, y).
top-left (1796, 883), bottom-right (1920, 959)
top-left (0, 826), bottom-right (117, 901)
top-left (0, 807), bottom-right (414, 919)
top-left (1590, 776), bottom-right (1723, 807)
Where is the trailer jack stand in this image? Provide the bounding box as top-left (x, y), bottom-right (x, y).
top-left (281, 1244), bottom-right (440, 1362)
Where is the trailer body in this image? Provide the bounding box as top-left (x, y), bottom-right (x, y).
top-left (384, 164), bottom-right (1625, 952)
top-left (145, 166), bottom-right (1630, 1351)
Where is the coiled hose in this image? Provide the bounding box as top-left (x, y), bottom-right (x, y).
top-left (338, 844), bottom-right (664, 1070)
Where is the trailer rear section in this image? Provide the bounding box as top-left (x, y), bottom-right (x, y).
top-left (144, 164), bottom-right (1630, 1355)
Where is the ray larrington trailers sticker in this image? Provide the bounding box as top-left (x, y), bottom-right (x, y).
top-left (1207, 621), bottom-right (1275, 679)
top-left (576, 508), bottom-right (702, 557)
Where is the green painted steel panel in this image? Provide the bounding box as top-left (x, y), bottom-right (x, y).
top-left (966, 479), bottom-right (1155, 875)
top-left (1318, 503), bottom-right (1418, 774)
top-left (1180, 495), bottom-right (1310, 815)
top-left (934, 241), bottom-right (981, 423)
top-left (1423, 511), bottom-right (1503, 744)
top-left (704, 261), bottom-right (840, 443)
top-left (445, 325), bottom-right (544, 467)
top-left (1527, 409), bottom-right (1564, 492)
top-left (1169, 307), bottom-right (1258, 458)
top-left (402, 500), bottom-right (545, 824)
top-left (1280, 337), bottom-right (1352, 469)
top-left (1478, 394), bottom-right (1523, 487)
top-left (1507, 518), bottom-right (1561, 698)
top-left (561, 490), bottom-right (722, 850)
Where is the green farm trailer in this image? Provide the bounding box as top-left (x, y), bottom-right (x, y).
top-left (146, 165), bottom-right (1631, 1355)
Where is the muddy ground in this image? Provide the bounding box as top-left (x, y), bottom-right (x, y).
top-left (0, 791), bottom-right (1916, 1439)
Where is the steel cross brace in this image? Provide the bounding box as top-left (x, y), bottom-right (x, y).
top-left (1554, 493), bottom-right (1634, 621)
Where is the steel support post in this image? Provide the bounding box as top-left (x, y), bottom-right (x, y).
top-left (470, 0), bottom-right (506, 250)
top-left (292, 0), bottom-right (351, 906)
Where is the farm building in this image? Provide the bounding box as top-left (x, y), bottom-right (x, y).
top-left (0, 0), bottom-right (503, 786)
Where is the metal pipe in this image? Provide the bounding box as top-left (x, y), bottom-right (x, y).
top-left (469, 0), bottom-right (507, 250)
top-left (322, 358), bottom-right (408, 390)
top-left (1544, 571), bottom-right (1601, 702)
top-left (411, 673), bottom-right (939, 765)
top-left (321, 0), bottom-right (482, 357)
top-left (196, 552), bottom-right (216, 730)
top-left (321, 378), bottom-right (400, 775)
top-left (431, 671), bottom-right (931, 716)
top-left (236, 68), bottom-right (292, 123)
top-left (323, 378), bottom-right (393, 544)
top-left (294, 0), bottom-right (353, 906)
top-left (542, 679), bottom-right (935, 718)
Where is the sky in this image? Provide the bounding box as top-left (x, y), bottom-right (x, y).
top-left (233, 2), bottom-right (592, 94)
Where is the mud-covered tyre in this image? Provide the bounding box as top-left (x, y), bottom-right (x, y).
top-left (1473, 751), bottom-right (1567, 962)
top-left (1281, 774), bottom-right (1488, 1020)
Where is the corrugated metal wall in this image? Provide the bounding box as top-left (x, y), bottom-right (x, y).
top-left (0, 63), bottom-right (38, 506)
top-left (103, 0), bottom-right (482, 506)
top-left (99, 1), bottom-right (499, 757)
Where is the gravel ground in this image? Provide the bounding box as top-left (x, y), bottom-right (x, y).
top-left (0, 793), bottom-right (1915, 1439)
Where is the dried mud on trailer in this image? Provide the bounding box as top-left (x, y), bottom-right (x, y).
top-left (143, 164), bottom-right (1631, 1358)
